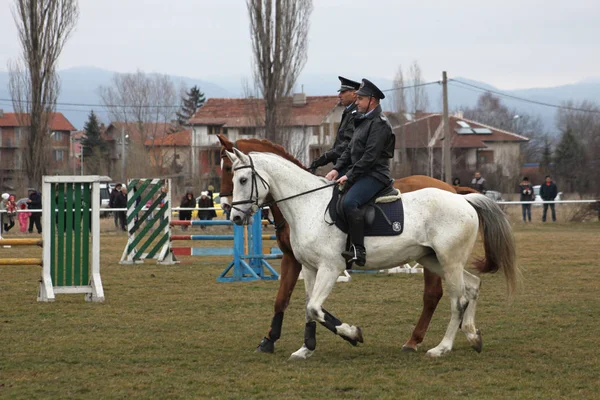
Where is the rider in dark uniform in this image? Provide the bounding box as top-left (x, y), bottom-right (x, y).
top-left (325, 79), bottom-right (395, 266)
top-left (309, 76), bottom-right (360, 176)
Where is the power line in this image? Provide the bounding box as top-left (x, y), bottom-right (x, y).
top-left (450, 79), bottom-right (600, 114)
top-left (382, 81), bottom-right (441, 93)
top-left (0, 97), bottom-right (178, 109)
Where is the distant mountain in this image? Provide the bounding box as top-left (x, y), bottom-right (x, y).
top-left (0, 67), bottom-right (233, 129)
top-left (1, 67), bottom-right (599, 133)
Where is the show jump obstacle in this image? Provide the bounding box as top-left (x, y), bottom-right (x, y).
top-left (119, 178), bottom-right (280, 282)
top-left (37, 175), bottom-right (110, 302)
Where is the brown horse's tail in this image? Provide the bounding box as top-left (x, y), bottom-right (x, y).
top-left (465, 194), bottom-right (522, 298)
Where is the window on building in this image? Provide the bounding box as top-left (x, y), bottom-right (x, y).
top-left (52, 131), bottom-right (63, 141)
top-left (207, 125), bottom-right (228, 135)
top-left (212, 150), bottom-right (221, 166)
top-left (333, 122), bottom-right (340, 135)
top-left (239, 127), bottom-right (256, 136)
top-left (478, 150), bottom-right (494, 165)
top-left (322, 124), bottom-right (330, 137)
top-left (54, 150), bottom-right (64, 161)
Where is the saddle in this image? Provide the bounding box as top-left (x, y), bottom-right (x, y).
top-left (327, 184), bottom-right (404, 236)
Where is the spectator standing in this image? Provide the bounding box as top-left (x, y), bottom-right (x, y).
top-left (3, 195), bottom-right (17, 232)
top-left (470, 171), bottom-right (486, 193)
top-left (197, 191), bottom-right (212, 230)
top-left (540, 175), bottom-right (558, 222)
top-left (27, 188), bottom-right (42, 234)
top-left (179, 191), bottom-right (196, 231)
top-left (452, 177), bottom-right (461, 188)
top-left (518, 177), bottom-right (534, 222)
top-left (114, 186), bottom-right (128, 231)
top-left (109, 183), bottom-right (123, 228)
top-left (206, 185), bottom-right (217, 220)
top-left (18, 203), bottom-right (30, 232)
top-left (0, 193), bottom-right (9, 234)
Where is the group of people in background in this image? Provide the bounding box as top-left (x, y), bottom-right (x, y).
top-left (179, 185), bottom-right (217, 230)
top-left (0, 188), bottom-right (42, 234)
top-left (453, 171), bottom-right (559, 223)
top-left (519, 175), bottom-right (558, 223)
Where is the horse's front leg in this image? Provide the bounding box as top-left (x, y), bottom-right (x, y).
top-left (289, 267), bottom-right (318, 360)
top-left (402, 269), bottom-right (443, 352)
top-left (256, 252), bottom-right (302, 353)
top-left (290, 266), bottom-right (363, 361)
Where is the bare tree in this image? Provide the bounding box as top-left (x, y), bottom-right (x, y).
top-left (98, 70), bottom-right (179, 174)
top-left (555, 100), bottom-right (600, 194)
top-left (390, 66), bottom-right (410, 176)
top-left (247, 0), bottom-right (313, 144)
top-left (407, 60), bottom-right (429, 114)
top-left (463, 93), bottom-right (547, 163)
top-left (9, 0), bottom-right (79, 186)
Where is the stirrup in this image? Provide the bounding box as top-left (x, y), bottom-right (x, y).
top-left (341, 245), bottom-right (366, 266)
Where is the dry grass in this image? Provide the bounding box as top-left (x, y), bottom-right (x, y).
top-left (0, 220), bottom-right (598, 399)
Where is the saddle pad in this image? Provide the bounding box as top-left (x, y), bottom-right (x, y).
top-left (332, 199), bottom-right (404, 237)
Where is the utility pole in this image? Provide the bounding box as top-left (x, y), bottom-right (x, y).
top-left (442, 71), bottom-right (452, 184)
top-left (121, 126), bottom-right (126, 182)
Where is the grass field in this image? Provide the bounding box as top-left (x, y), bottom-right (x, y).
top-left (1, 220), bottom-right (599, 399)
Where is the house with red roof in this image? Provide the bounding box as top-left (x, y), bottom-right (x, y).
top-left (187, 94), bottom-right (344, 178)
top-left (102, 121), bottom-right (177, 179)
top-left (396, 112), bottom-right (529, 185)
top-left (0, 110), bottom-right (77, 189)
top-left (143, 129), bottom-right (192, 176)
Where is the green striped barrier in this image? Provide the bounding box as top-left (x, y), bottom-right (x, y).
top-left (119, 178), bottom-right (177, 265)
top-left (38, 176), bottom-right (109, 302)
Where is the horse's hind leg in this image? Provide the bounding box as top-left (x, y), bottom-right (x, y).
top-left (461, 270), bottom-right (483, 352)
top-left (418, 255), bottom-right (468, 358)
top-left (257, 253), bottom-right (302, 353)
top-left (289, 267), bottom-right (318, 361)
top-left (402, 269), bottom-right (443, 352)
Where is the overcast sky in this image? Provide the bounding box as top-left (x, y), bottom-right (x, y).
top-left (1, 0), bottom-right (598, 90)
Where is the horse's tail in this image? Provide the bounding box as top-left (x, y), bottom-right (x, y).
top-left (465, 194), bottom-right (522, 298)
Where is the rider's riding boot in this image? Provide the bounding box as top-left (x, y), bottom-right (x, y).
top-left (341, 210), bottom-right (366, 266)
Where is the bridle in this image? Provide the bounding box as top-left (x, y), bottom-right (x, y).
top-left (230, 154), bottom-right (337, 218)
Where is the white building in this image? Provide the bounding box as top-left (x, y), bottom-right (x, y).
top-left (187, 94), bottom-right (344, 176)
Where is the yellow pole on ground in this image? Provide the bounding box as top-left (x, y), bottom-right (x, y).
top-left (0, 258), bottom-right (43, 266)
top-left (0, 239), bottom-right (44, 247)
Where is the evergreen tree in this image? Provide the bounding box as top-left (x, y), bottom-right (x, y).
top-left (80, 111), bottom-right (109, 174)
top-left (553, 129), bottom-right (586, 193)
top-left (175, 86), bottom-right (205, 127)
top-left (540, 137), bottom-right (553, 175)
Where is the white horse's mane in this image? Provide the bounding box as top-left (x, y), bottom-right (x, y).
top-left (247, 151), bottom-right (330, 185)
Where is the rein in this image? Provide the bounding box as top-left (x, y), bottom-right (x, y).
top-left (230, 154), bottom-right (336, 217)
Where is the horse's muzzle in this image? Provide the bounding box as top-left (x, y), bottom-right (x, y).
top-left (232, 215), bottom-right (245, 225)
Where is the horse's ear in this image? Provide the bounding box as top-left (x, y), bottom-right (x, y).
top-left (232, 148), bottom-right (250, 164)
top-left (217, 134), bottom-right (232, 150)
top-left (225, 150), bottom-right (237, 163)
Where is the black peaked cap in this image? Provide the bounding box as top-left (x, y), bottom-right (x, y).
top-left (338, 76), bottom-right (361, 92)
top-left (355, 78), bottom-right (385, 99)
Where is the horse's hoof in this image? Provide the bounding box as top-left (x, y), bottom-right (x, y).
top-left (468, 329), bottom-right (483, 353)
top-left (401, 344), bottom-right (418, 353)
top-left (426, 346), bottom-right (450, 358)
top-left (289, 346), bottom-right (314, 361)
top-left (355, 326), bottom-right (364, 343)
top-left (256, 337), bottom-right (275, 353)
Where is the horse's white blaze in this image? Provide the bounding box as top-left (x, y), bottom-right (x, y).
top-left (226, 149), bottom-right (486, 358)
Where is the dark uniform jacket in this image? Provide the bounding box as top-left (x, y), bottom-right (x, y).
top-left (540, 182), bottom-right (558, 201)
top-left (323, 103), bottom-right (357, 164)
top-left (334, 105), bottom-right (395, 185)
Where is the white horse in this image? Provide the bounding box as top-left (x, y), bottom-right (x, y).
top-left (226, 149), bottom-right (520, 360)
